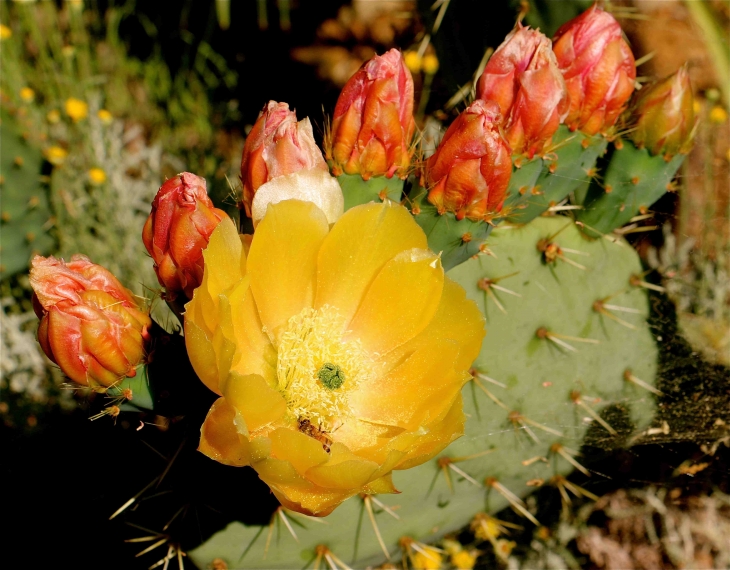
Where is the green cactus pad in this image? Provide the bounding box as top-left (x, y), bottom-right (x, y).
top-left (504, 126), bottom-right (608, 225)
top-left (337, 173), bottom-right (405, 211)
top-left (0, 111), bottom-right (55, 279)
top-left (575, 140), bottom-right (685, 236)
top-left (408, 185), bottom-right (496, 271)
top-left (188, 217), bottom-right (659, 570)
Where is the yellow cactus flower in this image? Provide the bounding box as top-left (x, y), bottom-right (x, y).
top-left (20, 87), bottom-right (35, 103)
top-left (404, 50), bottom-right (422, 74)
top-left (0, 24), bottom-right (12, 40)
top-left (451, 549), bottom-right (477, 570)
top-left (710, 105), bottom-right (728, 124)
top-left (186, 200), bottom-right (484, 516)
top-left (422, 53), bottom-right (440, 75)
top-left (47, 110), bottom-right (61, 124)
top-left (44, 146), bottom-right (68, 166)
top-left (495, 539), bottom-right (516, 559)
top-left (97, 109), bottom-right (113, 124)
top-left (411, 546), bottom-right (443, 569)
top-left (88, 168), bottom-right (106, 185)
top-left (65, 97), bottom-right (88, 121)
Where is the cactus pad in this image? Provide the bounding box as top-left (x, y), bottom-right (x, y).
top-left (188, 216), bottom-right (659, 569)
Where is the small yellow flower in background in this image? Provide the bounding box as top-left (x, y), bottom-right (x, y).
top-left (471, 513), bottom-right (502, 541)
top-left (65, 97), bottom-right (88, 121)
top-left (710, 105), bottom-right (728, 124)
top-left (495, 539), bottom-right (516, 560)
top-left (20, 87), bottom-right (35, 103)
top-left (47, 110), bottom-right (61, 124)
top-left (451, 549), bottom-right (477, 570)
top-left (88, 168), bottom-right (106, 185)
top-left (67, 0), bottom-right (84, 10)
top-left (61, 45), bottom-right (76, 58)
top-left (44, 146), bottom-right (68, 166)
top-left (411, 546), bottom-right (443, 570)
top-left (422, 53), bottom-right (440, 75)
top-left (404, 50), bottom-right (422, 74)
top-left (97, 109), bottom-right (113, 124)
top-left (0, 24), bottom-right (12, 40)
top-left (186, 199), bottom-right (484, 516)
top-left (693, 100), bottom-right (702, 116)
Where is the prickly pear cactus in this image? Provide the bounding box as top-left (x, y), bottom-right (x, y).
top-left (575, 139), bottom-right (684, 235)
top-left (337, 173), bottom-right (405, 211)
top-left (188, 216), bottom-right (659, 569)
top-left (504, 125), bottom-right (609, 224)
top-left (0, 111), bottom-right (55, 279)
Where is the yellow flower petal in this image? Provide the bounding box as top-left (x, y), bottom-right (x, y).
top-left (347, 248), bottom-right (443, 355)
top-left (314, 201), bottom-right (427, 327)
top-left (198, 398), bottom-right (253, 466)
top-left (269, 428), bottom-right (330, 475)
top-left (350, 338), bottom-right (462, 430)
top-left (184, 318), bottom-right (221, 395)
top-left (222, 372), bottom-right (287, 433)
top-left (306, 443), bottom-right (380, 490)
top-left (255, 457), bottom-right (355, 516)
top-left (362, 472), bottom-right (398, 494)
top-left (247, 200), bottom-right (329, 345)
top-left (226, 277), bottom-right (277, 384)
top-left (394, 396), bottom-right (464, 470)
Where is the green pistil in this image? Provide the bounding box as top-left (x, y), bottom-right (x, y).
top-left (317, 363), bottom-right (345, 390)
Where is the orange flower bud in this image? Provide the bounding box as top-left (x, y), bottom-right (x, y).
top-left (30, 255), bottom-right (151, 390)
top-left (630, 66), bottom-right (696, 157)
top-left (476, 24), bottom-right (569, 158)
top-left (142, 173), bottom-right (227, 299)
top-left (240, 101), bottom-right (328, 217)
top-left (552, 4), bottom-right (636, 135)
top-left (425, 100), bottom-right (512, 220)
top-left (327, 48), bottom-right (416, 180)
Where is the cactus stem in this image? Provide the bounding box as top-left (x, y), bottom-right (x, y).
top-left (264, 507), bottom-right (299, 558)
top-left (314, 545), bottom-right (351, 570)
top-left (485, 478), bottom-right (540, 526)
top-left (547, 204), bottom-right (583, 212)
top-left (135, 537), bottom-right (169, 558)
top-left (470, 369), bottom-right (506, 389)
top-left (522, 455), bottom-right (549, 467)
top-left (89, 404), bottom-right (121, 422)
top-left (593, 299), bottom-right (639, 330)
top-left (511, 411), bottom-right (564, 438)
top-left (570, 391), bottom-right (618, 435)
top-left (629, 213), bottom-right (654, 223)
top-left (574, 220), bottom-right (626, 246)
top-left (437, 456), bottom-right (482, 489)
top-left (614, 224), bottom-right (659, 235)
top-left (470, 377), bottom-right (510, 409)
top-left (629, 274), bottom-right (666, 293)
top-left (550, 475), bottom-right (599, 502)
top-left (624, 369), bottom-right (664, 396)
top-left (363, 496), bottom-right (391, 560)
top-left (550, 443), bottom-right (590, 476)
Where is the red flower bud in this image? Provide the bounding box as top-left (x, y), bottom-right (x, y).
top-left (30, 255), bottom-right (151, 390)
top-left (327, 48), bottom-right (416, 180)
top-left (552, 4), bottom-right (636, 135)
top-left (142, 173), bottom-right (227, 299)
top-left (476, 24), bottom-right (569, 158)
top-left (630, 66), bottom-right (696, 157)
top-left (425, 99), bottom-right (512, 220)
top-left (240, 101), bottom-right (328, 217)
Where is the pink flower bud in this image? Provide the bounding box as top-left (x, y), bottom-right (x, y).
top-left (142, 173), bottom-right (227, 299)
top-left (425, 100), bottom-right (512, 220)
top-left (476, 24), bottom-right (569, 158)
top-left (327, 48), bottom-right (416, 180)
top-left (240, 101), bottom-right (328, 217)
top-left (630, 66), bottom-right (696, 158)
top-left (552, 4), bottom-right (636, 135)
top-left (30, 255), bottom-right (151, 390)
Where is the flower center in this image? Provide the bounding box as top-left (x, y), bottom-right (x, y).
top-left (276, 305), bottom-right (370, 432)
